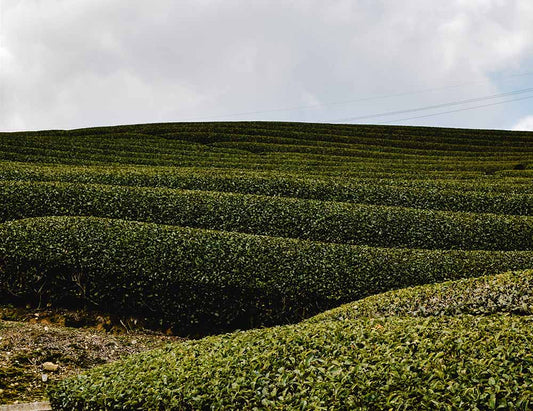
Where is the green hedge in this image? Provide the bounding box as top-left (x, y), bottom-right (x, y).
top-left (2, 216), bottom-right (533, 334)
top-left (1, 164), bottom-right (532, 215)
top-left (2, 181), bottom-right (533, 250)
top-left (312, 269), bottom-right (533, 322)
top-left (3, 161), bottom-right (533, 193)
top-left (2, 121), bottom-right (532, 172)
top-left (48, 270), bottom-right (533, 410)
top-left (2, 121), bottom-right (532, 407)
top-left (5, 120), bottom-right (533, 147)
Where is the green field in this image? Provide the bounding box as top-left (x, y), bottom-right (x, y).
top-left (1, 122), bottom-right (532, 409)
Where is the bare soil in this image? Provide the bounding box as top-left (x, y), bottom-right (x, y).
top-left (0, 306), bottom-right (182, 405)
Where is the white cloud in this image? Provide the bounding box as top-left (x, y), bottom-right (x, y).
top-left (1, 0), bottom-right (533, 131)
top-left (512, 115), bottom-right (533, 131)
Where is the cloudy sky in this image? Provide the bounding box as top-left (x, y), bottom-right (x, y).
top-left (1, 0), bottom-right (533, 131)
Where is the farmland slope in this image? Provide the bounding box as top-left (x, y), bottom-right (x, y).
top-left (1, 122), bottom-right (532, 332)
top-left (0, 122), bottom-right (532, 407)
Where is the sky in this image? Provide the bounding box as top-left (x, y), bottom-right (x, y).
top-left (1, 0), bottom-right (533, 132)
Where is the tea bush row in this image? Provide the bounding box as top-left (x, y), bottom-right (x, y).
top-left (2, 216), bottom-right (533, 334)
top-left (312, 269), bottom-right (533, 321)
top-left (1, 164), bottom-right (531, 215)
top-left (48, 270), bottom-right (533, 410)
top-left (2, 181), bottom-right (533, 250)
top-left (10, 120), bottom-right (530, 146)
top-left (2, 161), bottom-right (532, 193)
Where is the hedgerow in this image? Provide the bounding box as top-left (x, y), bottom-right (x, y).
top-left (48, 270), bottom-right (533, 410)
top-left (2, 180), bottom-right (533, 250)
top-left (1, 164), bottom-right (532, 215)
top-left (1, 121), bottom-right (532, 407)
top-left (311, 269), bottom-right (533, 322)
top-left (2, 216), bottom-right (533, 334)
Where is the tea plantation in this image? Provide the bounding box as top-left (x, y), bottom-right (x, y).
top-left (0, 122), bottom-right (532, 409)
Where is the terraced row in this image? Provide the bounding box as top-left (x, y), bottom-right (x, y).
top-left (9, 132), bottom-right (533, 159)
top-left (48, 270), bottom-right (533, 410)
top-left (1, 181), bottom-right (532, 250)
top-left (2, 123), bottom-right (532, 174)
top-left (2, 216), bottom-right (533, 334)
top-left (38, 121), bottom-right (533, 146)
top-left (1, 163), bottom-right (532, 215)
top-left (1, 122), bottom-right (532, 333)
top-left (1, 121), bottom-right (532, 407)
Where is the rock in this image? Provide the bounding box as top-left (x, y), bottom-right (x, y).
top-left (42, 362), bottom-right (58, 372)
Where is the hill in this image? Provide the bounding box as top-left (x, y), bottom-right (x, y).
top-left (0, 122), bottom-right (532, 408)
top-left (49, 270), bottom-right (533, 409)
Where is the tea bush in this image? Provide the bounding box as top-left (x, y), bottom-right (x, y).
top-left (48, 270), bottom-right (533, 410)
top-left (2, 216), bottom-right (533, 333)
top-left (1, 180), bottom-right (533, 250)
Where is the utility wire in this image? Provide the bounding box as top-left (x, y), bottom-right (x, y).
top-left (335, 87), bottom-right (533, 122)
top-left (179, 71), bottom-right (533, 122)
top-left (370, 94), bottom-right (533, 124)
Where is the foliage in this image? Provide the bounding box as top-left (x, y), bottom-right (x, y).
top-left (2, 216), bottom-right (533, 334)
top-left (1, 180), bottom-right (533, 250)
top-left (48, 270), bottom-right (533, 410)
top-left (1, 121), bottom-right (532, 408)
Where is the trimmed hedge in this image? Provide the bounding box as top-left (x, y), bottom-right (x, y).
top-left (3, 161), bottom-right (533, 192)
top-left (48, 270), bottom-right (533, 410)
top-left (5, 120), bottom-right (533, 147)
top-left (2, 121), bottom-right (532, 172)
top-left (2, 216), bottom-right (533, 334)
top-left (1, 165), bottom-right (532, 215)
top-left (312, 269), bottom-right (533, 322)
top-left (2, 180), bottom-right (533, 250)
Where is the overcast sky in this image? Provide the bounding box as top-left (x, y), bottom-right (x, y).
top-left (1, 0), bottom-right (533, 132)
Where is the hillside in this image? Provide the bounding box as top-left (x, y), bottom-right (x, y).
top-left (1, 122), bottom-right (532, 408)
top-left (49, 270), bottom-right (533, 410)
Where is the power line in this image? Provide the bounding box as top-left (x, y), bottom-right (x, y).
top-left (178, 71), bottom-right (533, 122)
top-left (335, 87), bottom-right (533, 122)
top-left (371, 94), bottom-right (533, 124)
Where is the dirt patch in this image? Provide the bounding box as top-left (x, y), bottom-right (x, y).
top-left (0, 305), bottom-right (174, 335)
top-left (0, 306), bottom-right (182, 405)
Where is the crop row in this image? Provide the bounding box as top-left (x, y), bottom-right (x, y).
top-left (2, 161), bottom-right (531, 191)
top-left (2, 142), bottom-right (528, 171)
top-left (1, 145), bottom-right (528, 176)
top-left (1, 167), bottom-right (531, 215)
top-left (2, 127), bottom-right (532, 168)
top-left (211, 139), bottom-right (533, 160)
top-left (4, 130), bottom-right (533, 160)
top-left (11, 121), bottom-right (532, 146)
top-left (168, 127), bottom-right (533, 152)
top-left (2, 181), bottom-right (533, 250)
top-left (0, 160), bottom-right (502, 182)
top-left (48, 270), bottom-right (533, 410)
top-left (0, 134), bottom-right (251, 156)
top-left (2, 216), bottom-right (533, 334)
top-left (3, 134), bottom-right (530, 165)
top-left (312, 269), bottom-right (533, 322)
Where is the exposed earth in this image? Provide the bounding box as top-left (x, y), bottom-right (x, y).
top-left (0, 305), bottom-right (182, 405)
